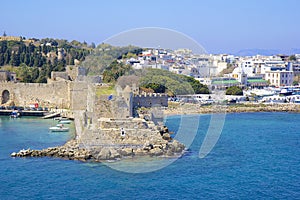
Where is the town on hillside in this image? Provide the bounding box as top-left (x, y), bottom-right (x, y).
top-left (1, 34), bottom-right (300, 109)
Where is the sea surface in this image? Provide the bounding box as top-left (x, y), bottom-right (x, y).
top-left (0, 113), bottom-right (299, 199)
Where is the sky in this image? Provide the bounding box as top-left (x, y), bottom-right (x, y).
top-left (1, 0), bottom-right (300, 54)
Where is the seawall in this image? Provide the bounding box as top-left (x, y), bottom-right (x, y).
top-left (165, 102), bottom-right (300, 115)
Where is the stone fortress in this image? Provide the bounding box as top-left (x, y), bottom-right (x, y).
top-left (8, 65), bottom-right (185, 161)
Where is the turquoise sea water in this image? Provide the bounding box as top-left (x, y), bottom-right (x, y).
top-left (0, 113), bottom-right (300, 199)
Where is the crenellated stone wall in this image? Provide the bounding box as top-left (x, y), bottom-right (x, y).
top-left (133, 93), bottom-right (168, 108)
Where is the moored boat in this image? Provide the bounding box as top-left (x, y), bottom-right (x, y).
top-left (49, 124), bottom-right (69, 132)
top-left (58, 119), bottom-right (71, 124)
top-left (10, 111), bottom-right (20, 118)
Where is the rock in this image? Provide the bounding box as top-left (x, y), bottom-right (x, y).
top-left (68, 152), bottom-right (74, 157)
top-left (149, 148), bottom-right (163, 156)
top-left (109, 148), bottom-right (121, 159)
top-left (97, 147), bottom-right (111, 160)
top-left (162, 133), bottom-right (171, 141)
top-left (166, 149), bottom-right (175, 156)
top-left (153, 144), bottom-right (162, 149)
top-left (134, 148), bottom-right (146, 156)
top-left (143, 143), bottom-right (154, 151)
top-left (119, 148), bottom-right (133, 156)
top-left (11, 152), bottom-right (17, 157)
top-left (171, 140), bottom-right (185, 153)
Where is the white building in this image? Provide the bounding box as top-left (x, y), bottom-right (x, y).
top-left (232, 63), bottom-right (255, 77)
top-left (265, 70), bottom-right (293, 87)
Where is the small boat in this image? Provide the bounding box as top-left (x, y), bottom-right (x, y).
top-left (58, 119), bottom-right (71, 124)
top-left (53, 117), bottom-right (62, 120)
top-left (49, 124), bottom-right (69, 132)
top-left (10, 111), bottom-right (20, 118)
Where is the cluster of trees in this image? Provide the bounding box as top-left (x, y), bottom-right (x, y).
top-left (139, 69), bottom-right (210, 95)
top-left (225, 86), bottom-right (243, 95)
top-left (102, 60), bottom-right (133, 83)
top-left (0, 39), bottom-right (91, 83)
top-left (81, 43), bottom-right (143, 75)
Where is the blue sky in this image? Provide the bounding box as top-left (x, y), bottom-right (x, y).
top-left (1, 0), bottom-right (299, 54)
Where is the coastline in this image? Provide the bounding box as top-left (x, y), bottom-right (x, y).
top-left (11, 102), bottom-right (300, 162)
top-left (164, 102), bottom-right (300, 115)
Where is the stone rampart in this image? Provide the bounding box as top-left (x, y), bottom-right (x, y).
top-left (133, 93), bottom-right (168, 108)
top-left (0, 81), bottom-right (70, 108)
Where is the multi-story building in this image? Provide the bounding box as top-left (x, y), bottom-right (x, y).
top-left (265, 70), bottom-right (293, 87)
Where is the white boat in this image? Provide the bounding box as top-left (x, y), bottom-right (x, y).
top-left (53, 117), bottom-right (62, 120)
top-left (260, 95), bottom-right (287, 103)
top-left (49, 124), bottom-right (69, 132)
top-left (58, 119), bottom-right (71, 124)
top-left (244, 89), bottom-right (276, 97)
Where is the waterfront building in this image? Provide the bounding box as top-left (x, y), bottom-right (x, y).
top-left (211, 77), bottom-right (240, 89)
top-left (265, 70), bottom-right (293, 87)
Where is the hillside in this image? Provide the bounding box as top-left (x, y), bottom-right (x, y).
top-left (0, 37), bottom-right (92, 82)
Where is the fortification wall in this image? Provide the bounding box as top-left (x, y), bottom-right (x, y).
top-left (133, 94), bottom-right (168, 108)
top-left (0, 81), bottom-right (70, 108)
top-left (69, 81), bottom-right (89, 110)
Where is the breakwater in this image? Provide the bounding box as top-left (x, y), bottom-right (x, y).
top-left (165, 102), bottom-right (300, 115)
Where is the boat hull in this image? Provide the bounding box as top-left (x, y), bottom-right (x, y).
top-left (49, 127), bottom-right (69, 132)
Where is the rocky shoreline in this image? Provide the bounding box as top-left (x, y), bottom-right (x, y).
top-left (11, 127), bottom-right (185, 162)
top-left (12, 103), bottom-right (299, 162)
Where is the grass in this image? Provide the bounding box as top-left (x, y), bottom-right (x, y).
top-left (96, 85), bottom-right (117, 97)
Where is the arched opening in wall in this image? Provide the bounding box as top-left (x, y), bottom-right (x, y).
top-left (2, 90), bottom-right (10, 104)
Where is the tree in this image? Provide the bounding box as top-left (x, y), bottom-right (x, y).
top-left (0, 41), bottom-right (8, 53)
top-left (4, 51), bottom-right (10, 64)
top-left (293, 80), bottom-right (298, 86)
top-left (36, 75), bottom-right (47, 83)
top-left (226, 86), bottom-right (243, 95)
top-left (141, 83), bottom-right (166, 93)
top-left (0, 54), bottom-right (4, 66)
top-left (28, 43), bottom-right (35, 53)
top-left (139, 68), bottom-right (210, 95)
top-left (102, 60), bottom-right (132, 83)
top-left (289, 55), bottom-right (296, 61)
top-left (181, 75), bottom-right (210, 94)
top-left (31, 67), bottom-right (40, 81)
top-left (19, 67), bottom-right (32, 83)
top-left (10, 52), bottom-right (20, 66)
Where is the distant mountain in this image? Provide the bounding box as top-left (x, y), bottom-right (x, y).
top-left (234, 48), bottom-right (300, 56)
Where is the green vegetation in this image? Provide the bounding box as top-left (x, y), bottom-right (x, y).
top-left (0, 38), bottom-right (91, 82)
top-left (102, 60), bottom-right (133, 83)
top-left (139, 69), bottom-right (210, 95)
top-left (141, 83), bottom-right (166, 93)
top-left (288, 55), bottom-right (296, 61)
top-left (0, 38), bottom-right (211, 97)
top-left (225, 86), bottom-right (243, 95)
top-left (82, 43), bottom-right (143, 75)
top-left (96, 85), bottom-right (116, 97)
top-left (293, 80), bottom-right (298, 86)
